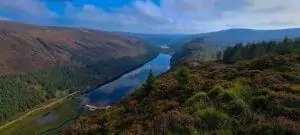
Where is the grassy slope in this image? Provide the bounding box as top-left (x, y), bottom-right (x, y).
top-left (0, 96), bottom-right (79, 135)
top-left (63, 54), bottom-right (300, 135)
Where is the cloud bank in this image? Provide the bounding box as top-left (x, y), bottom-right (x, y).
top-left (0, 0), bottom-right (299, 34)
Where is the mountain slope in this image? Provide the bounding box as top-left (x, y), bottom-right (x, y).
top-left (0, 21), bottom-right (156, 124)
top-left (0, 21), bottom-right (147, 75)
top-left (171, 38), bottom-right (218, 66)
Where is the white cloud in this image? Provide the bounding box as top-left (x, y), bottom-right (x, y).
top-left (0, 0), bottom-right (300, 34)
top-left (0, 0), bottom-right (56, 17)
top-left (0, 0), bottom-right (57, 25)
top-left (134, 0), bottom-right (162, 19)
top-left (217, 0), bottom-right (300, 30)
top-left (0, 16), bottom-right (10, 21)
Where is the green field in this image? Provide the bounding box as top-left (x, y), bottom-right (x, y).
top-left (0, 97), bottom-right (80, 135)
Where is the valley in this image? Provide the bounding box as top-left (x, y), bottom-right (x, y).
top-left (0, 20), bottom-right (159, 134)
top-left (0, 53), bottom-right (171, 135)
top-left (0, 20), bottom-right (299, 135)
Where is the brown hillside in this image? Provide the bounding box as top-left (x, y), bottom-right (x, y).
top-left (0, 21), bottom-right (147, 75)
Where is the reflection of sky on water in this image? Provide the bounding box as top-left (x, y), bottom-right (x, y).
top-left (86, 54), bottom-right (171, 105)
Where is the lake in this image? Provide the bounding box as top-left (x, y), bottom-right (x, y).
top-left (86, 54), bottom-right (171, 105)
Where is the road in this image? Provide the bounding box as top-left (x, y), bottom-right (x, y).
top-left (0, 91), bottom-right (79, 131)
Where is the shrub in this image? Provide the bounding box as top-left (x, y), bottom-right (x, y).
top-left (226, 82), bottom-right (253, 101)
top-left (219, 92), bottom-right (235, 103)
top-left (172, 66), bottom-right (191, 89)
top-left (185, 92), bottom-right (211, 109)
top-left (250, 95), bottom-right (280, 116)
top-left (224, 99), bottom-right (252, 122)
top-left (153, 111), bottom-right (195, 134)
top-left (195, 108), bottom-right (234, 131)
top-left (207, 86), bottom-right (224, 99)
top-left (260, 123), bottom-right (295, 135)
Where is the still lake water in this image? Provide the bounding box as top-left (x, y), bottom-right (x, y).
top-left (86, 54), bottom-right (171, 105)
top-left (37, 54), bottom-right (171, 134)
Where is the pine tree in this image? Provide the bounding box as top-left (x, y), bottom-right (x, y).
top-left (145, 69), bottom-right (155, 91)
top-left (217, 51), bottom-right (222, 60)
top-left (173, 66), bottom-right (190, 89)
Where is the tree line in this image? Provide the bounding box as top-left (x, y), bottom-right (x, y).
top-left (223, 37), bottom-right (300, 63)
top-left (0, 53), bottom-right (157, 121)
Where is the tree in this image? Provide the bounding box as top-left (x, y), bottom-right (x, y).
top-left (173, 66), bottom-right (190, 89)
top-left (217, 51), bottom-right (222, 60)
top-left (144, 69), bottom-right (155, 91)
top-left (283, 37), bottom-right (289, 44)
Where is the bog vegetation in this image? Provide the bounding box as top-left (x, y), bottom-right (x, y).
top-left (63, 38), bottom-right (300, 135)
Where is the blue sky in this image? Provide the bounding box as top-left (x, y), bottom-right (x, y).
top-left (0, 0), bottom-right (299, 34)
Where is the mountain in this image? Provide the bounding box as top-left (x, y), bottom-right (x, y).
top-left (114, 32), bottom-right (194, 53)
top-left (117, 28), bottom-right (300, 51)
top-left (0, 20), bottom-right (147, 76)
top-left (197, 28), bottom-right (300, 46)
top-left (171, 38), bottom-right (219, 66)
top-left (0, 21), bottom-right (158, 124)
top-left (114, 32), bottom-right (190, 46)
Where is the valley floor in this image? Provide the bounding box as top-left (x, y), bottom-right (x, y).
top-left (0, 91), bottom-right (79, 135)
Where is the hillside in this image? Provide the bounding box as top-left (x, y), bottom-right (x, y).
top-left (0, 20), bottom-right (147, 75)
top-left (171, 38), bottom-right (218, 66)
top-left (0, 21), bottom-right (157, 123)
top-left (63, 41), bottom-right (300, 134)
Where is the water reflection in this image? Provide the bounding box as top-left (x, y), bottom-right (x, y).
top-left (86, 54), bottom-right (171, 105)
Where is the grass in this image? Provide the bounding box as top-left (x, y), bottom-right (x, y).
top-left (0, 96), bottom-right (60, 127)
top-left (0, 97), bottom-right (80, 135)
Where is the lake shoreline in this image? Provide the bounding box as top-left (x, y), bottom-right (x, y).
top-left (83, 53), bottom-right (160, 94)
top-left (86, 53), bottom-right (171, 105)
top-left (39, 53), bottom-right (164, 134)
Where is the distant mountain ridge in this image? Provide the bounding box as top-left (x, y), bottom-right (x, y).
top-left (197, 28), bottom-right (300, 46)
top-left (0, 20), bottom-right (147, 75)
top-left (115, 28), bottom-right (300, 50)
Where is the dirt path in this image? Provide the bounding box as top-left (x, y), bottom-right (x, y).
top-left (0, 91), bottom-right (79, 131)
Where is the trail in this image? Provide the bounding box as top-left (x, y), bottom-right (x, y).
top-left (0, 91), bottom-right (79, 131)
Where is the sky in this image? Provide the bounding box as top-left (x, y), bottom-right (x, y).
top-left (0, 0), bottom-right (299, 34)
